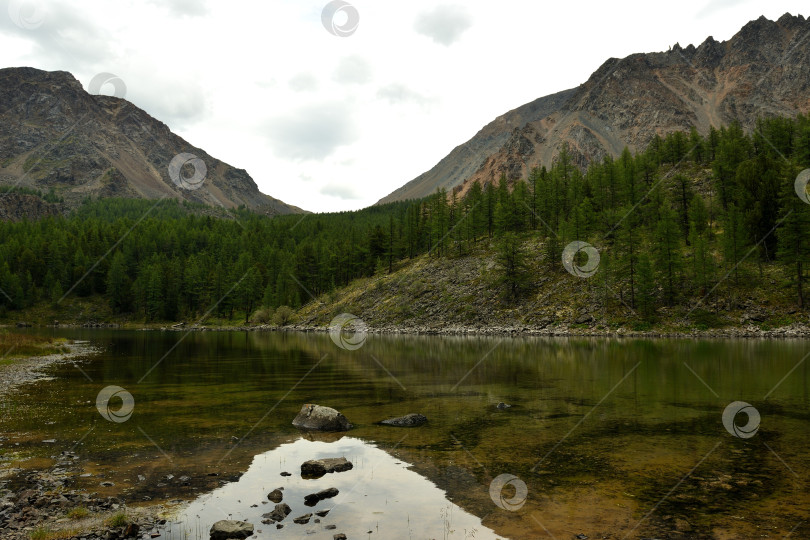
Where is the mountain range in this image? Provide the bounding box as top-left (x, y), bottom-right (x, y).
top-left (378, 13), bottom-right (810, 203)
top-left (0, 67), bottom-right (302, 215)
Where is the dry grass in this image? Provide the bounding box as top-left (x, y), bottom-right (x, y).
top-left (105, 511), bottom-right (128, 527)
top-left (0, 331), bottom-right (71, 365)
top-left (66, 506), bottom-right (89, 519)
top-left (29, 527), bottom-right (82, 540)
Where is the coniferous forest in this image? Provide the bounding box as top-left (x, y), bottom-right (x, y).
top-left (1, 115), bottom-right (810, 323)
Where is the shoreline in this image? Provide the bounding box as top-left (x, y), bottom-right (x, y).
top-left (0, 340), bottom-right (99, 399)
top-left (0, 342), bottom-right (185, 540)
top-left (6, 320), bottom-right (810, 339)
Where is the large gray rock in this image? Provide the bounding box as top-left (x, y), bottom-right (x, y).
top-left (301, 457), bottom-right (353, 478)
top-left (379, 413), bottom-right (427, 427)
top-left (209, 520), bottom-right (254, 539)
top-left (292, 404), bottom-right (353, 431)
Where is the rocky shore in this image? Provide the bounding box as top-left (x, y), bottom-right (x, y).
top-left (140, 321), bottom-right (810, 339)
top-left (0, 341), bottom-right (98, 399)
top-left (0, 466), bottom-right (170, 540)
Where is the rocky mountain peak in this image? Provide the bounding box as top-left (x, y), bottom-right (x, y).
top-left (0, 67), bottom-right (302, 215)
top-left (378, 13), bottom-right (810, 204)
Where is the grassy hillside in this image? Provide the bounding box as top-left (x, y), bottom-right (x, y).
top-left (293, 236), bottom-right (806, 335)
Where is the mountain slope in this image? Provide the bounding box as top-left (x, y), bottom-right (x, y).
top-left (0, 67), bottom-right (302, 215)
top-left (378, 13), bottom-right (810, 203)
top-left (376, 87), bottom-right (576, 204)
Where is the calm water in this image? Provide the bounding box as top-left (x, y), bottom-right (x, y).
top-left (1, 330), bottom-right (809, 539)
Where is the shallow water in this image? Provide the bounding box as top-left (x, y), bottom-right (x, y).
top-left (1, 330), bottom-right (809, 539)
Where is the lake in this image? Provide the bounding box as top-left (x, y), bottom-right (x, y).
top-left (1, 329), bottom-right (808, 539)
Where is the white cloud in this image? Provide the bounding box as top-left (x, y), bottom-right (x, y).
top-left (377, 83), bottom-right (433, 107)
top-left (320, 182), bottom-right (361, 200)
top-left (265, 101), bottom-right (358, 161)
top-left (332, 55), bottom-right (373, 85)
top-left (414, 5), bottom-right (472, 46)
top-left (289, 72), bottom-right (319, 92)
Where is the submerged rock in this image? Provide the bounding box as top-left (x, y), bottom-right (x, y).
top-left (209, 520), bottom-right (254, 539)
top-left (379, 413), bottom-right (427, 427)
top-left (304, 487), bottom-right (339, 506)
top-left (292, 404), bottom-right (353, 431)
top-left (495, 402), bottom-right (512, 410)
top-left (301, 457), bottom-right (353, 478)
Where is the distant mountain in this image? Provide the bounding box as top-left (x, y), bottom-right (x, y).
top-left (378, 13), bottom-right (810, 203)
top-left (0, 67), bottom-right (303, 215)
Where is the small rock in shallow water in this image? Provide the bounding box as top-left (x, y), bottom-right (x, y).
top-left (293, 513), bottom-right (312, 524)
top-left (325, 524), bottom-right (336, 530)
top-left (334, 535), bottom-right (347, 540)
top-left (267, 488), bottom-right (283, 503)
top-left (280, 471), bottom-right (291, 477)
top-left (301, 457), bottom-right (353, 478)
top-left (263, 503), bottom-right (291, 523)
top-left (495, 402), bottom-right (511, 410)
top-left (315, 509), bottom-right (330, 517)
top-left (304, 487), bottom-right (339, 506)
top-left (379, 413), bottom-right (427, 427)
top-left (292, 404), bottom-right (353, 431)
top-left (209, 519), bottom-right (254, 539)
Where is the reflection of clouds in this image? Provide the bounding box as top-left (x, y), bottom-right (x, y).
top-left (167, 437), bottom-right (500, 539)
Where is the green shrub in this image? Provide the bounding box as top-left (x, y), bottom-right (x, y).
top-left (273, 306), bottom-right (294, 326)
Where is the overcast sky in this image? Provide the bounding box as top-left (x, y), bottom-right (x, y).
top-left (0, 0), bottom-right (806, 212)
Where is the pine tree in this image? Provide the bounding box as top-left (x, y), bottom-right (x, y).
top-left (777, 165), bottom-right (810, 308)
top-left (654, 204), bottom-right (682, 305)
top-left (106, 251), bottom-right (130, 312)
top-left (722, 204), bottom-right (748, 286)
top-left (495, 232), bottom-right (529, 300)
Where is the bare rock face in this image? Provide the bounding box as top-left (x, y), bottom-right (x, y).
top-left (301, 457), bottom-right (353, 478)
top-left (292, 404), bottom-right (353, 432)
top-left (209, 520), bottom-right (254, 539)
